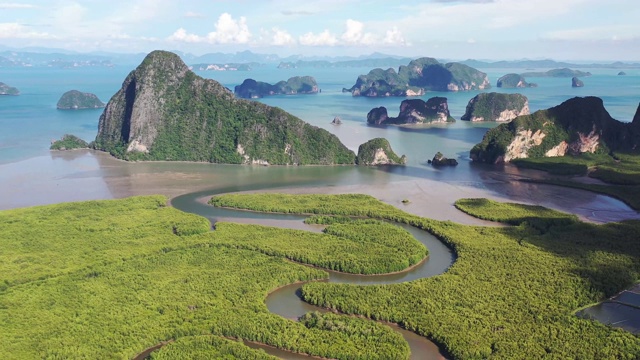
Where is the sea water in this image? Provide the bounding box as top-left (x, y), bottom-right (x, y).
top-left (1, 65), bottom-right (637, 166)
top-left (0, 64), bottom-right (639, 214)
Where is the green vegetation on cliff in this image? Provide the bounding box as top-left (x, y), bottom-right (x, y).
top-left (355, 138), bottom-right (406, 165)
top-left (471, 96), bottom-right (636, 163)
top-left (234, 76), bottom-right (318, 98)
top-left (344, 57), bottom-right (489, 96)
top-left (94, 51), bottom-right (354, 165)
top-left (0, 82), bottom-right (19, 95)
top-left (56, 90), bottom-right (105, 109)
top-left (461, 92), bottom-right (529, 122)
top-left (368, 98), bottom-right (455, 125)
top-left (49, 134), bottom-right (90, 150)
top-left (203, 192), bottom-right (640, 360)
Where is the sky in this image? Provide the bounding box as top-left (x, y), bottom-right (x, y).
top-left (0, 0), bottom-right (639, 61)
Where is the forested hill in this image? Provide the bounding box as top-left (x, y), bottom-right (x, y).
top-left (94, 50), bottom-right (355, 165)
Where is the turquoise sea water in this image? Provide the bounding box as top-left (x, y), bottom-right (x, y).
top-left (0, 65), bottom-right (638, 166)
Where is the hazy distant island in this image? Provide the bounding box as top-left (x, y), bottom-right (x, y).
top-left (461, 93), bottom-right (529, 122)
top-left (0, 82), bottom-right (19, 95)
top-left (618, 71), bottom-right (627, 75)
top-left (496, 73), bottom-right (537, 88)
top-left (571, 77), bottom-right (585, 88)
top-left (520, 68), bottom-right (592, 78)
top-left (471, 96), bottom-right (640, 163)
top-left (343, 57), bottom-right (489, 97)
top-left (367, 97), bottom-right (455, 125)
top-left (356, 138), bottom-right (406, 166)
top-left (56, 90), bottom-right (105, 110)
top-left (93, 51), bottom-right (354, 165)
top-left (234, 76), bottom-right (318, 99)
top-left (278, 57), bottom-right (412, 69)
top-left (461, 58), bottom-right (640, 69)
top-left (191, 63), bottom-right (258, 71)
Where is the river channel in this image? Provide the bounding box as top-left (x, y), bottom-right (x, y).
top-left (171, 187), bottom-right (455, 360)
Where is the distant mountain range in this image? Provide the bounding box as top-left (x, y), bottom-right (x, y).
top-left (460, 59), bottom-right (640, 69)
top-left (0, 46), bottom-right (638, 69)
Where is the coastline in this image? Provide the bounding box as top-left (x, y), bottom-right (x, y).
top-left (1, 149), bottom-right (639, 225)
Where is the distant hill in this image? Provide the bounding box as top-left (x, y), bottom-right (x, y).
top-left (277, 57), bottom-right (412, 69)
top-left (234, 76), bottom-right (319, 98)
top-left (461, 59), bottom-right (640, 69)
top-left (520, 68), bottom-right (592, 78)
top-left (191, 62), bottom-right (260, 71)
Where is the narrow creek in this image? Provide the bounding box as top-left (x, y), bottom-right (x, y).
top-left (171, 188), bottom-right (455, 359)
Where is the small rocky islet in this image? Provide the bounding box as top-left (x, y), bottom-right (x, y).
top-left (461, 93), bottom-right (530, 122)
top-left (496, 73), bottom-right (537, 88)
top-left (56, 90), bottom-right (105, 109)
top-left (0, 82), bottom-right (20, 95)
top-left (367, 97), bottom-right (455, 125)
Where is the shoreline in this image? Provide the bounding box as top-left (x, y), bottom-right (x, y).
top-left (2, 150), bottom-right (639, 225)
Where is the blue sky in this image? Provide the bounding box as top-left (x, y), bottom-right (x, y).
top-left (1, 0), bottom-right (639, 60)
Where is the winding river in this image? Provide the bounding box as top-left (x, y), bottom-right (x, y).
top-left (171, 187), bottom-right (455, 360)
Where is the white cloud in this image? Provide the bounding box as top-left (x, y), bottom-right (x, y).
top-left (299, 29), bottom-right (338, 46)
top-left (271, 27), bottom-right (295, 46)
top-left (53, 2), bottom-right (88, 28)
top-left (206, 13), bottom-right (251, 44)
top-left (341, 19), bottom-right (377, 45)
top-left (383, 27), bottom-right (406, 45)
top-left (184, 11), bottom-right (205, 18)
top-left (544, 25), bottom-right (640, 41)
top-left (0, 22), bottom-right (53, 39)
top-left (167, 28), bottom-right (203, 43)
top-left (0, 3), bottom-right (36, 9)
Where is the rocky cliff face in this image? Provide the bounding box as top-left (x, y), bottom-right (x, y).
top-left (571, 77), bottom-right (584, 88)
top-left (57, 90), bottom-right (105, 109)
top-left (344, 58), bottom-right (489, 97)
top-left (367, 97), bottom-right (455, 125)
top-left (461, 93), bottom-right (529, 122)
top-left (356, 138), bottom-right (406, 165)
top-left (94, 51), bottom-right (355, 165)
top-left (234, 76), bottom-right (318, 98)
top-left (470, 97), bottom-right (638, 163)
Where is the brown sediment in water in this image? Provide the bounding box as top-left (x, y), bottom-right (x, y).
top-left (131, 340), bottom-right (174, 360)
